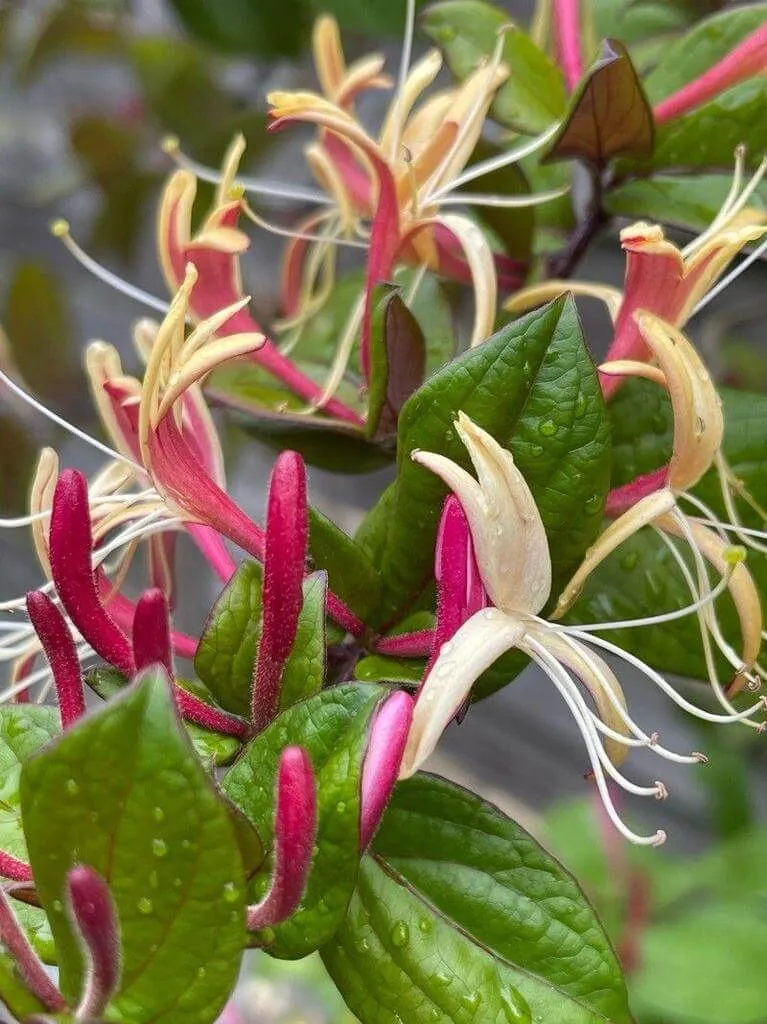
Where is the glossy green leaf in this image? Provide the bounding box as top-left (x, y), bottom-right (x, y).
top-left (0, 705), bottom-right (60, 865)
top-left (605, 174), bottom-right (767, 233)
top-left (367, 295), bottom-right (427, 441)
top-left (196, 560), bottom-right (262, 717)
top-left (544, 39), bottom-right (654, 167)
top-left (360, 295), bottom-right (612, 626)
top-left (223, 683), bottom-right (385, 958)
top-left (422, 0), bottom-right (566, 134)
top-left (569, 380), bottom-right (767, 681)
top-left (4, 262), bottom-right (79, 406)
top-left (86, 667), bottom-right (242, 768)
top-left (308, 507), bottom-right (381, 623)
top-left (354, 655), bottom-right (424, 685)
top-left (322, 774), bottom-right (631, 1024)
top-left (280, 572), bottom-right (327, 710)
top-left (20, 671), bottom-right (245, 1023)
top-left (633, 904), bottom-right (767, 1024)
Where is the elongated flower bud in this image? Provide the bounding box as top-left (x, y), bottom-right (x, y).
top-left (67, 865), bottom-right (121, 1019)
top-left (360, 690), bottom-right (414, 848)
top-left (26, 590), bottom-right (86, 728)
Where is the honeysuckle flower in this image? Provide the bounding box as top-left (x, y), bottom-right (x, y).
top-left (506, 150), bottom-right (767, 397)
top-left (157, 139), bottom-right (364, 426)
top-left (653, 21), bottom-right (767, 125)
top-left (359, 690), bottom-right (414, 849)
top-left (555, 312), bottom-right (765, 701)
top-left (267, 16), bottom-right (564, 400)
top-left (399, 412), bottom-right (765, 845)
top-left (552, 0), bottom-right (584, 92)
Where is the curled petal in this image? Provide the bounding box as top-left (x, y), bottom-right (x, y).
top-left (85, 343), bottom-right (143, 463)
top-left (247, 746), bottom-right (317, 931)
top-left (67, 865), bottom-right (121, 1019)
top-left (554, 488), bottom-right (677, 618)
top-left (29, 447), bottom-right (60, 578)
top-left (399, 609), bottom-right (525, 778)
top-left (251, 452), bottom-right (308, 732)
top-left (413, 413), bottom-right (551, 617)
top-left (26, 591), bottom-right (86, 729)
top-left (50, 470), bottom-right (136, 678)
top-left (635, 312), bottom-right (724, 492)
top-left (360, 690), bottom-right (414, 848)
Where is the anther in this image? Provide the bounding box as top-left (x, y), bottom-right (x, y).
top-left (692, 751), bottom-right (709, 764)
top-left (654, 782), bottom-right (668, 801)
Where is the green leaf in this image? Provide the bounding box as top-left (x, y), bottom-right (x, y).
top-left (280, 572), bottom-right (327, 710)
top-left (4, 262), bottom-right (79, 406)
top-left (422, 0), bottom-right (566, 134)
top-left (86, 667), bottom-right (242, 767)
top-left (10, 900), bottom-right (56, 965)
top-left (569, 380), bottom-right (767, 681)
top-left (20, 671), bottom-right (245, 1024)
top-left (544, 39), bottom-right (654, 168)
top-left (367, 295), bottom-right (427, 441)
top-left (605, 174), bottom-right (767, 234)
top-left (322, 774), bottom-right (631, 1024)
top-left (167, 0), bottom-right (309, 57)
top-left (633, 904), bottom-right (767, 1024)
top-left (354, 655), bottom-right (424, 685)
top-left (362, 295), bottom-right (612, 626)
top-left (196, 560), bottom-right (263, 717)
top-left (223, 683), bottom-right (385, 958)
top-left (0, 705), bottom-right (60, 865)
top-left (308, 507), bottom-right (381, 623)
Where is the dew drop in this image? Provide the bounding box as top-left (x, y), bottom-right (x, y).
top-left (574, 393), bottom-right (588, 418)
top-left (529, 443), bottom-right (544, 457)
top-left (152, 838), bottom-right (168, 858)
top-left (149, 870), bottom-right (159, 890)
top-left (181, 839), bottom-right (191, 850)
top-left (65, 779), bottom-right (79, 796)
top-left (153, 806), bottom-right (165, 823)
top-left (390, 920), bottom-right (410, 948)
top-left (174, 877), bottom-right (183, 888)
top-left (355, 938), bottom-right (371, 954)
top-left (335, 801), bottom-right (347, 814)
top-left (51, 900), bottom-right (63, 914)
top-left (461, 990), bottom-right (482, 1011)
top-left (620, 551), bottom-right (639, 571)
top-left (434, 971), bottom-right (450, 987)
top-left (436, 25), bottom-right (457, 42)
top-left (500, 987), bottom-right (532, 1023)
top-left (584, 493), bottom-right (603, 514)
top-left (196, 966), bottom-right (206, 979)
top-left (223, 882), bottom-right (238, 903)
top-left (538, 419), bottom-right (557, 437)
top-left (149, 943), bottom-right (159, 954)
top-left (137, 897), bottom-right (153, 915)
top-left (418, 917), bottom-right (433, 934)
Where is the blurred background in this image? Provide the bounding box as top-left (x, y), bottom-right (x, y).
top-left (1, 1), bottom-right (766, 1021)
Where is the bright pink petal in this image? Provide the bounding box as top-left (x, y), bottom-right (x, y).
top-left (67, 865), bottom-right (120, 1018)
top-left (132, 588), bottom-right (173, 676)
top-left (360, 690), bottom-right (414, 848)
top-left (26, 590), bottom-right (86, 729)
top-left (247, 746), bottom-right (317, 931)
top-left (361, 158), bottom-right (401, 382)
top-left (654, 22), bottom-right (767, 124)
top-left (252, 452), bottom-right (309, 732)
top-left (50, 471), bottom-right (135, 679)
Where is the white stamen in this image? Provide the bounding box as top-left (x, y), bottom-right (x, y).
top-left (568, 628), bottom-right (765, 726)
top-left (0, 369), bottom-right (142, 472)
top-left (525, 635), bottom-right (667, 846)
top-left (52, 220), bottom-right (171, 315)
top-left (427, 122), bottom-right (561, 203)
top-left (692, 234), bottom-right (767, 317)
top-left (387, 0), bottom-right (417, 164)
top-left (435, 186), bottom-right (569, 209)
top-left (242, 203), bottom-right (367, 248)
top-left (162, 137), bottom-right (332, 205)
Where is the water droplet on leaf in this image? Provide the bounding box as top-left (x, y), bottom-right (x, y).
top-left (584, 493), bottom-right (603, 514)
top-left (538, 419), bottom-right (557, 437)
top-left (620, 551), bottom-right (639, 571)
top-left (152, 838), bottom-right (168, 858)
top-left (137, 897), bottom-right (153, 915)
top-left (501, 987), bottom-right (532, 1023)
top-left (223, 882), bottom-right (238, 903)
top-left (391, 920), bottom-right (410, 948)
top-left (65, 779), bottom-right (79, 796)
top-left (153, 807), bottom-right (165, 823)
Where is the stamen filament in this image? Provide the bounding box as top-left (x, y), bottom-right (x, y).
top-left (388, 0), bottom-right (417, 164)
top-left (434, 186), bottom-right (570, 208)
top-left (242, 202), bottom-right (367, 248)
top-left (51, 220), bottom-right (171, 314)
top-left (693, 234), bottom-right (767, 317)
